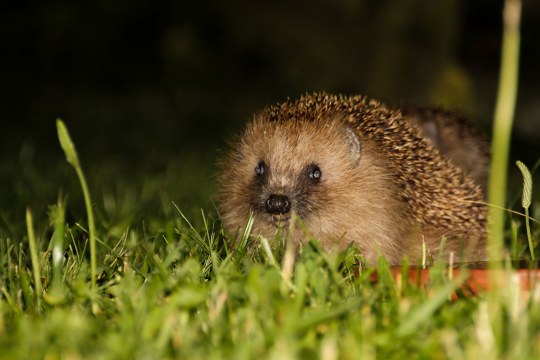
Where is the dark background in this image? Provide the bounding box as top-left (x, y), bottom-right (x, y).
top-left (1, 0), bottom-right (539, 217)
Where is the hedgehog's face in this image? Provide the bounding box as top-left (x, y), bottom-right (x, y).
top-left (248, 158), bottom-right (324, 228)
top-left (218, 115), bottom-right (370, 244)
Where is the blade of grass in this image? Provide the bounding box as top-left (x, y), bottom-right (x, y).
top-left (487, 0), bottom-right (521, 265)
top-left (487, 2), bottom-right (521, 343)
top-left (25, 208), bottom-right (42, 310)
top-left (52, 196), bottom-right (67, 290)
top-left (56, 119), bottom-right (98, 309)
top-left (44, 196), bottom-right (68, 304)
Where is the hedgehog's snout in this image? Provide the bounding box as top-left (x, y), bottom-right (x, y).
top-left (265, 194), bottom-right (291, 215)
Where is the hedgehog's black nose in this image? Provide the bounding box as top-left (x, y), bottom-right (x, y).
top-left (265, 194), bottom-right (291, 215)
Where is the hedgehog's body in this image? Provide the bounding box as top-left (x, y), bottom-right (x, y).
top-left (217, 94), bottom-right (487, 264)
top-left (402, 107), bottom-right (490, 192)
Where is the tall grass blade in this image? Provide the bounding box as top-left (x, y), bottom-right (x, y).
top-left (56, 119), bottom-right (98, 307)
top-left (44, 195), bottom-right (68, 304)
top-left (25, 208), bottom-right (42, 310)
top-left (488, 0), bottom-right (521, 265)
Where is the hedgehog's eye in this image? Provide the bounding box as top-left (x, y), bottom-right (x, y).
top-left (255, 161), bottom-right (266, 176)
top-left (308, 165), bottom-right (322, 181)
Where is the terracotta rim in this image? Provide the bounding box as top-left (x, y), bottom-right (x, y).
top-left (369, 262), bottom-right (540, 296)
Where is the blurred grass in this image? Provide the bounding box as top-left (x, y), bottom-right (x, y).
top-left (0, 119), bottom-right (539, 358)
top-left (488, 0), bottom-right (522, 265)
top-left (1, 179), bottom-right (539, 358)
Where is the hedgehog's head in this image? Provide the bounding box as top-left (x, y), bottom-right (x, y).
top-left (217, 111), bottom-right (401, 254)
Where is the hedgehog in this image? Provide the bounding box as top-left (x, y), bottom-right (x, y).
top-left (217, 93), bottom-right (487, 265)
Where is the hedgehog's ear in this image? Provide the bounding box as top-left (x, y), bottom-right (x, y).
top-left (343, 125), bottom-right (362, 166)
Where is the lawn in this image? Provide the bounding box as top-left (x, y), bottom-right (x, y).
top-left (0, 121), bottom-right (538, 359)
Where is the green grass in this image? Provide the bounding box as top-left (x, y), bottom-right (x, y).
top-left (1, 148), bottom-right (539, 358)
top-left (1, 123), bottom-right (539, 358)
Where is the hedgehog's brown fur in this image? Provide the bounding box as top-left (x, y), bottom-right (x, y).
top-left (402, 107), bottom-right (490, 192)
top-left (217, 93), bottom-right (487, 265)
